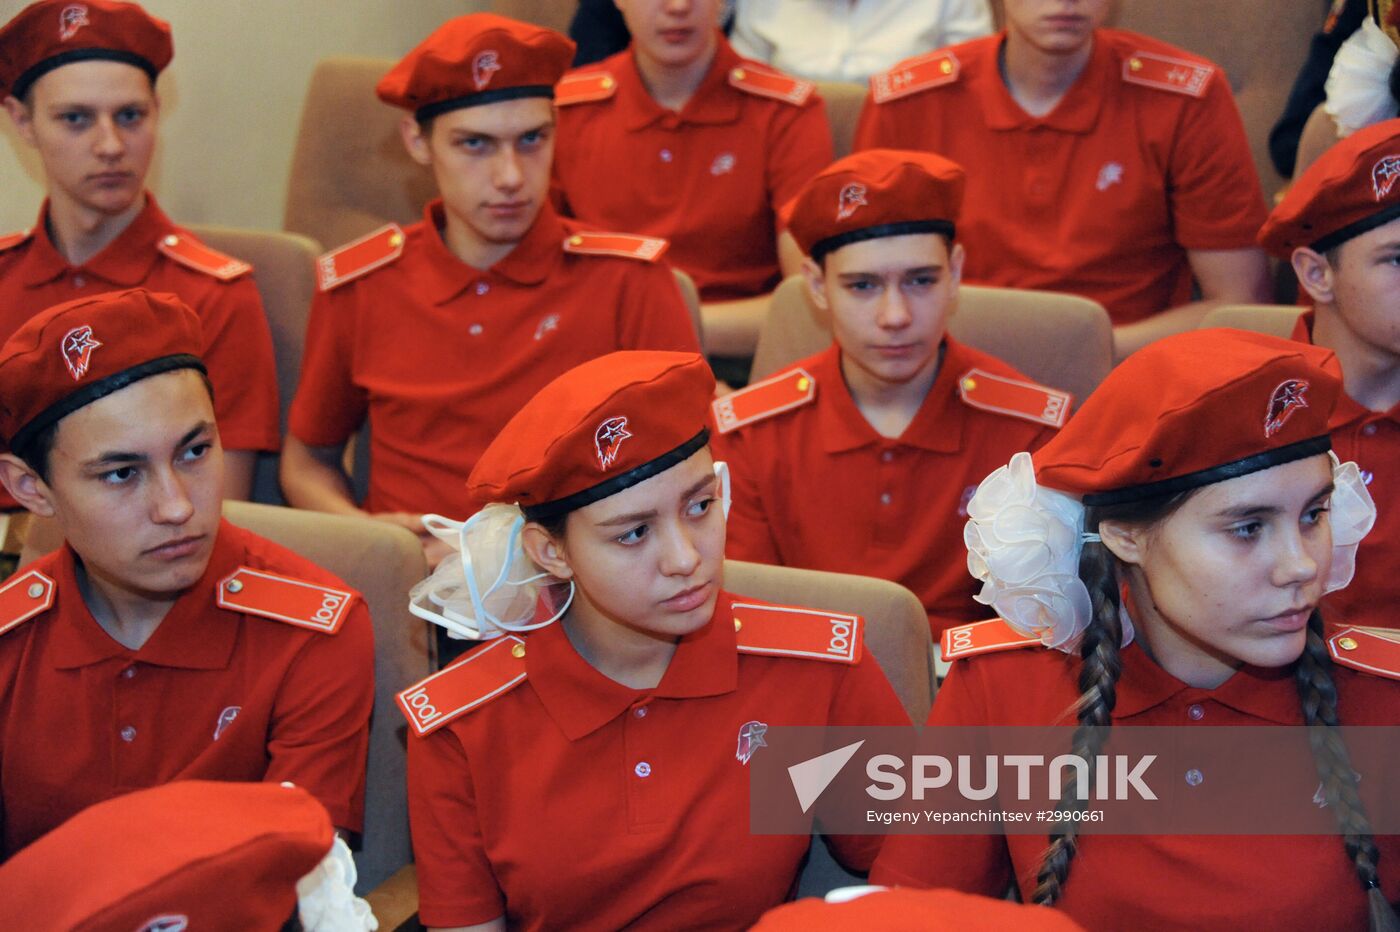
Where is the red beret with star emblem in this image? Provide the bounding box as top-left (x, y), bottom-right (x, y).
top-left (0, 0), bottom-right (172, 100)
top-left (376, 13), bottom-right (575, 120)
top-left (1259, 118), bottom-right (1400, 257)
top-left (466, 351), bottom-right (716, 519)
top-left (786, 148), bottom-right (966, 261)
top-left (1033, 329), bottom-right (1342, 505)
top-left (0, 781), bottom-right (334, 931)
top-left (0, 288), bottom-right (205, 453)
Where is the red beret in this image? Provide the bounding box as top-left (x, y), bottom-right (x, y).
top-left (787, 148), bottom-right (966, 260)
top-left (467, 351), bottom-right (716, 519)
top-left (0, 781), bottom-right (333, 931)
top-left (377, 13), bottom-right (575, 120)
top-left (1034, 329), bottom-right (1342, 506)
top-left (753, 888), bottom-right (1087, 931)
top-left (0, 0), bottom-right (172, 100)
top-left (0, 288), bottom-right (205, 453)
top-left (1259, 118), bottom-right (1400, 257)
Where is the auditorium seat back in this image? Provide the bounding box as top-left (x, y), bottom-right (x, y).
top-left (186, 225), bottom-right (321, 506)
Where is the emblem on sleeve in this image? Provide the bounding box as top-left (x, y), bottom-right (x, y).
top-left (1373, 155), bottom-right (1400, 201)
top-left (736, 720), bottom-right (768, 764)
top-left (1264, 379), bottom-right (1309, 438)
top-left (594, 416), bottom-right (632, 469)
top-left (61, 325), bottom-right (102, 381)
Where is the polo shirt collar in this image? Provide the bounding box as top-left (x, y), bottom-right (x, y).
top-left (971, 31), bottom-right (1108, 134)
top-left (617, 35), bottom-right (742, 131)
top-left (527, 594), bottom-right (740, 741)
top-left (50, 518), bottom-right (243, 671)
top-left (817, 339), bottom-right (969, 455)
top-left (1112, 641), bottom-right (1300, 724)
top-left (1292, 311), bottom-right (1400, 429)
top-left (21, 194), bottom-right (170, 288)
top-left (421, 199), bottom-right (563, 305)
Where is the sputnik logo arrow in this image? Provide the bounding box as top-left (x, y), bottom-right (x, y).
top-left (788, 740), bottom-right (865, 813)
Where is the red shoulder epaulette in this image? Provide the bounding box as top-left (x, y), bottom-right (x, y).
top-left (1121, 51), bottom-right (1215, 98)
top-left (728, 64), bottom-right (814, 106)
top-left (712, 367), bottom-right (816, 434)
top-left (556, 70), bottom-right (617, 106)
top-left (0, 229), bottom-right (32, 253)
top-left (957, 368), bottom-right (1071, 428)
top-left (1327, 626), bottom-right (1400, 681)
top-left (316, 224), bottom-right (406, 291)
top-left (563, 231), bottom-right (668, 262)
top-left (216, 567), bottom-right (357, 635)
top-left (871, 50), bottom-right (960, 104)
top-left (733, 601), bottom-right (863, 664)
top-left (942, 618), bottom-right (1041, 661)
top-left (397, 635), bottom-right (529, 737)
top-left (0, 569), bottom-right (56, 638)
top-left (157, 233), bottom-right (251, 281)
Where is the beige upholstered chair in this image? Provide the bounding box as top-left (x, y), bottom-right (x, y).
top-left (1294, 103), bottom-right (1343, 178)
top-left (185, 226), bottom-right (321, 506)
top-left (1199, 303), bottom-right (1306, 338)
top-left (19, 503), bottom-right (430, 901)
top-left (489, 0), bottom-right (575, 33)
top-left (282, 57), bottom-right (428, 250)
top-left (751, 275), bottom-right (1114, 404)
top-left (816, 80), bottom-right (868, 159)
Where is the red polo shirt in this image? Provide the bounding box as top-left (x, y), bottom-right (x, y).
top-left (0, 196), bottom-right (279, 454)
top-left (407, 592), bottom-right (908, 930)
top-left (871, 642), bottom-right (1400, 929)
top-left (552, 38), bottom-right (833, 301)
top-left (854, 30), bottom-right (1267, 324)
top-left (1293, 312), bottom-right (1400, 630)
top-left (287, 201), bottom-right (701, 517)
top-left (0, 520), bottom-right (375, 858)
top-left (711, 339), bottom-right (1058, 638)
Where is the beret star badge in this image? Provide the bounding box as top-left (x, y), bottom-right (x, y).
top-left (594, 416), bottom-right (632, 470)
top-left (1264, 379), bottom-right (1310, 438)
top-left (1373, 154), bottom-right (1400, 201)
top-left (60, 325), bottom-right (102, 381)
top-left (472, 50), bottom-right (501, 90)
top-left (58, 3), bottom-right (88, 41)
top-left (836, 182), bottom-right (867, 221)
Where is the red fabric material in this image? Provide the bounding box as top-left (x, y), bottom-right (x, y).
top-left (287, 201), bottom-right (702, 517)
top-left (466, 350), bottom-right (713, 512)
top-left (0, 0), bottom-right (172, 97)
top-left (753, 887), bottom-right (1087, 931)
top-left (871, 643), bottom-right (1400, 930)
top-left (712, 339), bottom-right (1056, 637)
top-left (0, 519), bottom-right (375, 856)
top-left (0, 781), bottom-right (331, 931)
top-left (1032, 329), bottom-right (1340, 497)
top-left (0, 196), bottom-right (280, 454)
top-left (376, 12), bottom-right (574, 111)
top-left (0, 286), bottom-right (200, 443)
top-left (1259, 118), bottom-right (1400, 257)
top-left (552, 39), bottom-right (833, 300)
top-left (785, 148), bottom-right (965, 256)
top-left (854, 29), bottom-right (1268, 324)
top-left (407, 592), bottom-right (908, 929)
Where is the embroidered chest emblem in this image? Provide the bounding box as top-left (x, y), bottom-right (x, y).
top-left (213, 705), bottom-right (241, 741)
top-left (136, 917), bottom-right (188, 932)
top-left (710, 152), bottom-right (736, 176)
top-left (594, 416), bottom-right (631, 469)
top-left (1096, 161), bottom-right (1124, 191)
top-left (1264, 379), bottom-right (1310, 438)
top-left (736, 720), bottom-right (768, 764)
top-left (533, 313), bottom-right (560, 340)
top-left (61, 325), bottom-right (102, 380)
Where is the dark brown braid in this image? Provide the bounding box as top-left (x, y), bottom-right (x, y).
top-left (1295, 611), bottom-right (1400, 932)
top-left (1031, 538), bottom-right (1122, 906)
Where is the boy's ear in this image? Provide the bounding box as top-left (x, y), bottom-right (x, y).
top-left (0, 454), bottom-right (56, 518)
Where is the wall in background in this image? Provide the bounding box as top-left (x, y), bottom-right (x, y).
top-left (0, 0), bottom-right (495, 237)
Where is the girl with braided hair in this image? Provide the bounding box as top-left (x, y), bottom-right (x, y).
top-left (872, 328), bottom-right (1400, 930)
